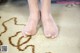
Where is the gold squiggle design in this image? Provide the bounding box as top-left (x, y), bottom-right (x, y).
top-left (8, 31), bottom-right (31, 47)
top-left (0, 40), bottom-right (3, 45)
top-left (0, 16), bottom-right (3, 45)
top-left (0, 17), bottom-right (25, 36)
top-left (9, 31), bottom-right (21, 47)
top-left (0, 17), bottom-right (25, 45)
top-left (9, 31), bottom-right (35, 53)
top-left (0, 17), bottom-right (35, 53)
top-left (17, 35), bottom-right (35, 52)
top-left (0, 16), bottom-right (51, 53)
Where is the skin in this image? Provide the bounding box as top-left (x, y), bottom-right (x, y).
top-left (22, 0), bottom-right (58, 38)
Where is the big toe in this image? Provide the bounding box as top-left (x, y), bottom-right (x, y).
top-left (45, 31), bottom-right (58, 39)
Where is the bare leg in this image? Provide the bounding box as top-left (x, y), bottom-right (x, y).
top-left (41, 0), bottom-right (58, 38)
top-left (22, 0), bottom-right (40, 37)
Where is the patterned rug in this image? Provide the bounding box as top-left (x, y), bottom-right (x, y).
top-left (0, 4), bottom-right (80, 53)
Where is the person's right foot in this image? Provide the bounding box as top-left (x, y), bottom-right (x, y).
top-left (22, 12), bottom-right (40, 37)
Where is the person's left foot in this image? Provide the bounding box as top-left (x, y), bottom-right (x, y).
top-left (41, 13), bottom-right (58, 38)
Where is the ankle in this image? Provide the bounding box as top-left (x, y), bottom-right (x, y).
top-left (30, 9), bottom-right (39, 14)
top-left (30, 12), bottom-right (39, 17)
top-left (41, 13), bottom-right (53, 21)
top-left (41, 9), bottom-right (51, 14)
top-left (41, 11), bottom-right (51, 16)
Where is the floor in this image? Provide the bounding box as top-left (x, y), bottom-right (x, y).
top-left (0, 3), bottom-right (80, 53)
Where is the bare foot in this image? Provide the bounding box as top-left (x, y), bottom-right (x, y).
top-left (41, 14), bottom-right (58, 38)
top-left (22, 13), bottom-right (40, 37)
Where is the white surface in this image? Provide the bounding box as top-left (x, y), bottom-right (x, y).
top-left (0, 4), bottom-right (80, 53)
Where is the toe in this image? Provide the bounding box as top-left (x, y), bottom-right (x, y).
top-left (22, 29), bottom-right (29, 37)
top-left (22, 32), bottom-right (26, 37)
top-left (22, 31), bottom-right (31, 37)
top-left (45, 34), bottom-right (52, 38)
top-left (51, 33), bottom-right (58, 39)
top-left (51, 35), bottom-right (56, 39)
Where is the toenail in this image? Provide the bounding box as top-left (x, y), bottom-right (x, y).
top-left (46, 34), bottom-right (52, 38)
top-left (51, 35), bottom-right (57, 39)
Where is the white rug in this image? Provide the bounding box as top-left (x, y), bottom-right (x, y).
top-left (0, 4), bottom-right (80, 53)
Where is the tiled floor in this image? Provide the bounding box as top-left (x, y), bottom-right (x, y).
top-left (0, 3), bottom-right (80, 53)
